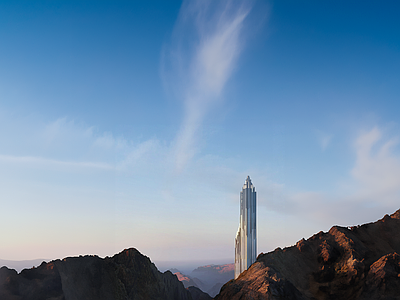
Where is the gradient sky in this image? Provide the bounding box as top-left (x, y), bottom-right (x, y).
top-left (1, 0), bottom-right (400, 267)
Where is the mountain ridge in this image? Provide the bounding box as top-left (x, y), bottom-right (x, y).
top-left (0, 248), bottom-right (196, 300)
top-left (215, 209), bottom-right (400, 300)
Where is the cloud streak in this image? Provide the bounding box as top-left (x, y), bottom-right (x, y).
top-left (0, 154), bottom-right (114, 170)
top-left (316, 130), bottom-right (332, 151)
top-left (0, 116), bottom-right (161, 173)
top-left (164, 0), bottom-right (253, 172)
top-left (352, 127), bottom-right (400, 199)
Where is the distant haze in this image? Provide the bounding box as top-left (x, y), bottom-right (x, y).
top-left (155, 259), bottom-right (233, 275)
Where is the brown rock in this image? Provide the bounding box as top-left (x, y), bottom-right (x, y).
top-left (216, 209), bottom-right (400, 300)
top-left (364, 252), bottom-right (400, 299)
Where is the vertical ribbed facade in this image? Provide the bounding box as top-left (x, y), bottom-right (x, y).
top-left (234, 176), bottom-right (257, 279)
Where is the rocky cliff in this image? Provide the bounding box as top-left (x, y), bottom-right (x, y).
top-left (0, 248), bottom-right (193, 300)
top-left (215, 209), bottom-right (400, 300)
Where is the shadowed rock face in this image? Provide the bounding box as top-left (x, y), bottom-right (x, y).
top-left (0, 248), bottom-right (192, 300)
top-left (187, 286), bottom-right (213, 300)
top-left (215, 209), bottom-right (400, 300)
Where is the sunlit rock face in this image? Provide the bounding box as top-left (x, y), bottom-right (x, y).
top-left (235, 176), bottom-right (257, 279)
top-left (0, 248), bottom-right (192, 300)
top-left (217, 209), bottom-right (400, 300)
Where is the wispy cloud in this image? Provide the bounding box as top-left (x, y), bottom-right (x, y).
top-left (315, 130), bottom-right (332, 151)
top-left (163, 0), bottom-right (253, 172)
top-left (0, 116), bottom-right (160, 173)
top-left (116, 139), bottom-right (161, 171)
top-left (260, 127), bottom-right (400, 226)
top-left (352, 127), bottom-right (400, 200)
top-left (0, 154), bottom-right (113, 170)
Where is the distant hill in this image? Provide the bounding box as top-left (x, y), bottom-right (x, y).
top-left (174, 271), bottom-right (206, 290)
top-left (192, 263), bottom-right (234, 275)
top-left (216, 209), bottom-right (400, 300)
top-left (171, 263), bottom-right (234, 297)
top-left (191, 263), bottom-right (234, 296)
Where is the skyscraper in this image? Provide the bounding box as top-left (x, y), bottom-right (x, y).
top-left (234, 176), bottom-right (257, 279)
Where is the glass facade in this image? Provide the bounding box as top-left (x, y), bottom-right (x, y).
top-left (235, 176), bottom-right (257, 279)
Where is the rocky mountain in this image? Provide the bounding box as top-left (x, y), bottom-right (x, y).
top-left (0, 248), bottom-right (193, 300)
top-left (215, 209), bottom-right (400, 300)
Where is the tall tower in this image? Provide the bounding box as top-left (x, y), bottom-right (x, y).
top-left (234, 176), bottom-right (257, 279)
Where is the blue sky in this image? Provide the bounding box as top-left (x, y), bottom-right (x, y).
top-left (1, 0), bottom-right (400, 267)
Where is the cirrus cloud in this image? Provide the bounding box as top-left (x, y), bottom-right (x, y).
top-left (162, 0), bottom-right (254, 172)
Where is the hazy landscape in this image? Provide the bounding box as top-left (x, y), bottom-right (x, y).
top-left (2, 209), bottom-right (400, 299)
top-left (1, 0), bottom-right (400, 299)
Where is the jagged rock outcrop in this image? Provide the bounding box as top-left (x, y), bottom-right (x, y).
top-left (215, 209), bottom-right (400, 300)
top-left (0, 248), bottom-right (192, 300)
